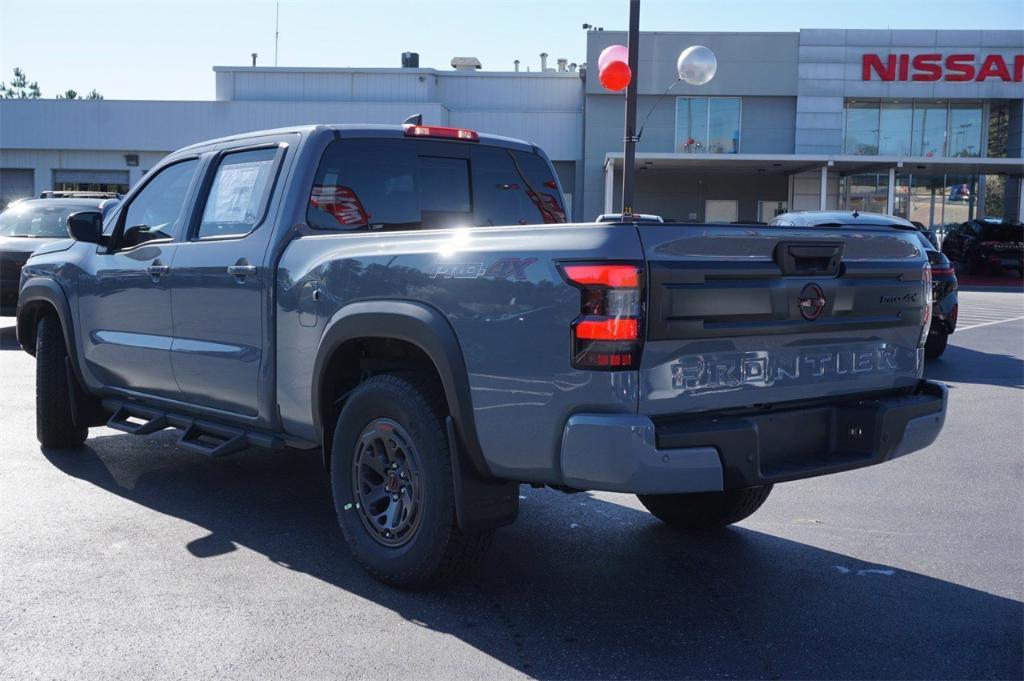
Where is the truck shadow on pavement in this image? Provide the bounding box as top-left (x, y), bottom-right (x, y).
top-left (42, 437), bottom-right (1023, 680)
top-left (925, 341), bottom-right (1024, 389)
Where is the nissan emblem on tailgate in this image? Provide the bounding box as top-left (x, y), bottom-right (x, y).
top-left (799, 283), bottom-right (826, 321)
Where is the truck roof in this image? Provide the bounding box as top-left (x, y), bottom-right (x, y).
top-left (175, 123), bottom-right (538, 155)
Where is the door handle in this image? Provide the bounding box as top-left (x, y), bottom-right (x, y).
top-left (227, 264), bottom-right (257, 276)
top-left (146, 263), bottom-right (169, 276)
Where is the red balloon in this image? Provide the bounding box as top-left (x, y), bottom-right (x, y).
top-left (599, 60), bottom-right (632, 91)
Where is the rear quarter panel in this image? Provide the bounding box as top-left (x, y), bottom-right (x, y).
top-left (277, 223), bottom-right (644, 483)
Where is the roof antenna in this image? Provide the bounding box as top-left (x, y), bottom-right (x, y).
top-left (403, 113), bottom-right (423, 126)
top-left (852, 210), bottom-right (860, 218)
top-left (274, 2), bottom-right (280, 66)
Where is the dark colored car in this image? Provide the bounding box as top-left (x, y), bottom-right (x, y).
top-left (947, 184), bottom-right (970, 202)
top-left (915, 233), bottom-right (958, 359)
top-left (910, 220), bottom-right (939, 249)
top-left (941, 217), bottom-right (1024, 276)
top-left (0, 198), bottom-right (115, 315)
top-left (770, 211), bottom-right (956, 359)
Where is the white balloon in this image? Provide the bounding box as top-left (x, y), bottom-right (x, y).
top-left (677, 45), bottom-right (717, 85)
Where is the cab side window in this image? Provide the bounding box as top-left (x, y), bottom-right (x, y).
top-left (308, 139), bottom-right (567, 231)
top-left (308, 139), bottom-right (420, 231)
top-left (471, 146), bottom-right (566, 226)
top-left (197, 148), bottom-right (278, 239)
top-left (119, 159), bottom-right (199, 248)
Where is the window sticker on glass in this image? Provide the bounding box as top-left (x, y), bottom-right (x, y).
top-left (207, 162), bottom-right (263, 222)
top-left (198, 147), bottom-right (277, 239)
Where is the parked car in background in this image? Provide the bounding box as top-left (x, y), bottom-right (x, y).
top-left (941, 217), bottom-right (1024, 276)
top-left (595, 212), bottom-right (664, 223)
top-left (911, 220), bottom-right (939, 249)
top-left (38, 190), bottom-right (121, 200)
top-left (769, 210), bottom-right (955, 358)
top-left (947, 184), bottom-right (970, 202)
top-left (1, 197), bottom-right (114, 315)
top-left (916, 234), bottom-right (958, 359)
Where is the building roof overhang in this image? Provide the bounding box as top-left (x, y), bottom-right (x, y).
top-left (603, 152), bottom-right (1024, 177)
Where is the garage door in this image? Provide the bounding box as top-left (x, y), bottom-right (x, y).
top-left (52, 169), bottom-right (129, 194)
top-left (0, 169), bottom-right (34, 208)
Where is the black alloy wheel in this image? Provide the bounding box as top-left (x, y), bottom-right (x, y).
top-left (351, 418), bottom-right (424, 547)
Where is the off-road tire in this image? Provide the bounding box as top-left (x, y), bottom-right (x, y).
top-left (330, 372), bottom-right (492, 589)
top-left (638, 485), bottom-right (773, 531)
top-left (35, 314), bottom-right (87, 448)
top-left (925, 330), bottom-right (949, 359)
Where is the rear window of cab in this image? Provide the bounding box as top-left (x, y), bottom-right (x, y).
top-left (307, 138), bottom-right (566, 231)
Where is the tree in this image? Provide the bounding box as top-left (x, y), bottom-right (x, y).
top-left (0, 67), bottom-right (41, 99)
top-left (0, 67), bottom-right (103, 100)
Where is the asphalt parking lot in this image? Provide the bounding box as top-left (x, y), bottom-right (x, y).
top-left (1, 289), bottom-right (1022, 680)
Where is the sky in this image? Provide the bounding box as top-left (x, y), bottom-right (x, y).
top-left (1, 0), bottom-right (1021, 101)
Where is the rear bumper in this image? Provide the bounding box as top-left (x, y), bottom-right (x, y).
top-left (559, 380), bottom-right (947, 494)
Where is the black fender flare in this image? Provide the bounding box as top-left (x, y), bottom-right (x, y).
top-left (311, 300), bottom-right (493, 480)
top-left (16, 277), bottom-right (107, 427)
top-left (17, 277), bottom-right (79, 372)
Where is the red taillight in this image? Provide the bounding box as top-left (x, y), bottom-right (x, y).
top-left (561, 262), bottom-right (643, 370)
top-left (574, 318), bottom-right (639, 340)
top-left (403, 124), bottom-right (479, 142)
top-left (930, 266), bottom-right (954, 276)
top-left (563, 264), bottom-right (640, 288)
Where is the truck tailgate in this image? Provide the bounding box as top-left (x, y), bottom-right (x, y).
top-left (637, 224), bottom-right (928, 416)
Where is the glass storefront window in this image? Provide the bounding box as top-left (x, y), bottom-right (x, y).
top-left (987, 102), bottom-right (1011, 158)
top-left (843, 173), bottom-right (889, 214)
top-left (675, 97), bottom-right (740, 154)
top-left (948, 103), bottom-right (983, 157)
top-left (879, 102), bottom-right (913, 156)
top-left (853, 171), bottom-right (981, 234)
top-left (757, 200), bottom-right (788, 223)
top-left (676, 98), bottom-right (708, 153)
top-left (982, 175), bottom-right (1006, 219)
top-left (912, 102), bottom-right (946, 157)
top-left (844, 102), bottom-right (880, 155)
top-left (899, 172), bottom-right (945, 227)
top-left (843, 100), bottom-right (987, 158)
top-left (708, 98), bottom-right (740, 153)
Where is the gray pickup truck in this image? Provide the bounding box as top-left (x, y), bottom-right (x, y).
top-left (17, 123), bottom-right (947, 588)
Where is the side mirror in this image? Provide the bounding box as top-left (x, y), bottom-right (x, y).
top-left (67, 211), bottom-right (105, 244)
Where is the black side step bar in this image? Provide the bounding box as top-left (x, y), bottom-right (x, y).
top-left (178, 422), bottom-right (248, 457)
top-left (102, 399), bottom-right (284, 457)
top-left (107, 404), bottom-right (169, 435)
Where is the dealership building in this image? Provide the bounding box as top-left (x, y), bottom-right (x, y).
top-left (1, 28), bottom-right (1021, 227)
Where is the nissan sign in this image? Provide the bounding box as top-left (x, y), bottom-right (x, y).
top-left (862, 53), bottom-right (1023, 82)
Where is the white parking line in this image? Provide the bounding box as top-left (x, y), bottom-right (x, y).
top-left (956, 315), bottom-right (1024, 332)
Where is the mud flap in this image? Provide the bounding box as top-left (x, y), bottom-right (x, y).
top-left (446, 416), bottom-right (519, 531)
top-left (65, 357), bottom-right (108, 428)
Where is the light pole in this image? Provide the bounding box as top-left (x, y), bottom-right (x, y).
top-left (620, 0), bottom-right (642, 216)
top-left (602, 1), bottom-right (717, 216)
